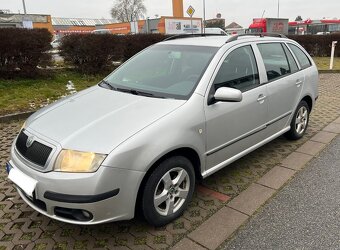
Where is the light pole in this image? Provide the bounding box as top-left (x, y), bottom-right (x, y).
top-left (21, 0), bottom-right (32, 29)
top-left (131, 14), bottom-right (138, 34)
top-left (330, 41), bottom-right (337, 70)
top-left (22, 0), bottom-right (27, 15)
top-left (277, 0), bottom-right (280, 18)
top-left (146, 17), bottom-right (150, 34)
top-left (203, 0), bottom-right (206, 33)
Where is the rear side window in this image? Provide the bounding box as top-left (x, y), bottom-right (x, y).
top-left (282, 44), bottom-right (299, 73)
top-left (213, 45), bottom-right (259, 92)
top-left (257, 43), bottom-right (290, 81)
top-left (288, 44), bottom-right (312, 69)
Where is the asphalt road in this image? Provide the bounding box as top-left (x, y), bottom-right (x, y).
top-left (222, 135), bottom-right (340, 250)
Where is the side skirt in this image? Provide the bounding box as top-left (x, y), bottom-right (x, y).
top-left (201, 126), bottom-right (291, 178)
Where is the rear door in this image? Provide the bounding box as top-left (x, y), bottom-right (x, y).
top-left (256, 42), bottom-right (304, 135)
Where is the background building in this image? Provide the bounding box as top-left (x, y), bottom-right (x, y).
top-left (0, 13), bottom-right (53, 32)
top-left (288, 19), bottom-right (340, 34)
top-left (1, 0), bottom-right (202, 36)
top-left (205, 13), bottom-right (226, 29)
top-left (52, 17), bottom-right (118, 36)
top-left (225, 22), bottom-right (244, 34)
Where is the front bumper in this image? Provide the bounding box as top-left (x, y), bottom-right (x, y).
top-left (8, 149), bottom-right (145, 225)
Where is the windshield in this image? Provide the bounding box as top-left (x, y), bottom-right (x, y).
top-left (104, 44), bottom-right (218, 99)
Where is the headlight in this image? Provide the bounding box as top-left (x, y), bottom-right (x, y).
top-left (54, 150), bottom-right (106, 173)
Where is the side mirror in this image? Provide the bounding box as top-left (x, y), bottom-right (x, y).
top-left (213, 87), bottom-right (243, 103)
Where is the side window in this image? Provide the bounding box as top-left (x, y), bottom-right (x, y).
top-left (257, 43), bottom-right (290, 81)
top-left (282, 44), bottom-right (299, 73)
top-left (288, 44), bottom-right (312, 69)
top-left (213, 45), bottom-right (259, 92)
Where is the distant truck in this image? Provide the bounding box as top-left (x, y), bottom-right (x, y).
top-left (249, 18), bottom-right (289, 35)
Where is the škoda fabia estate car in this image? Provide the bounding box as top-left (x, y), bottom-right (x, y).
top-left (7, 34), bottom-right (318, 226)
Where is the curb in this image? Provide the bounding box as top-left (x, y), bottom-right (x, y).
top-left (318, 69), bottom-right (340, 73)
top-left (172, 116), bottom-right (340, 250)
top-left (0, 111), bottom-right (35, 123)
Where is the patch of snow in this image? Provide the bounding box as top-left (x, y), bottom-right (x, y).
top-left (66, 80), bottom-right (77, 95)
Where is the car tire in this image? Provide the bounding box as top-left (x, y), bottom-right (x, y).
top-left (285, 100), bottom-right (310, 140)
top-left (142, 156), bottom-right (195, 227)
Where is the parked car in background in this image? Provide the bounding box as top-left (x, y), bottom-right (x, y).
top-left (204, 27), bottom-right (227, 35)
top-left (91, 29), bottom-right (125, 35)
top-left (316, 31), bottom-right (330, 35)
top-left (7, 33), bottom-right (318, 227)
top-left (91, 29), bottom-right (112, 34)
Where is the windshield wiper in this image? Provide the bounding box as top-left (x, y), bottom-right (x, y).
top-left (100, 82), bottom-right (165, 98)
top-left (116, 87), bottom-right (156, 97)
top-left (98, 80), bottom-right (116, 90)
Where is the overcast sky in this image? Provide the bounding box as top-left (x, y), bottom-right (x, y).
top-left (1, 0), bottom-right (339, 27)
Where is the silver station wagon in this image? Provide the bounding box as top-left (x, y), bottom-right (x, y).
top-left (7, 34), bottom-right (318, 226)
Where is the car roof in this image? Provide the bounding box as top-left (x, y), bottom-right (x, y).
top-left (160, 35), bottom-right (291, 48)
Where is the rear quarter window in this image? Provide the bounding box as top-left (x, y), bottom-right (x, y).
top-left (288, 44), bottom-right (312, 69)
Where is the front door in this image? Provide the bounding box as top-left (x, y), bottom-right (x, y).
top-left (204, 44), bottom-right (268, 174)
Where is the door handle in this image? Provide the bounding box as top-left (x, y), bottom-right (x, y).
top-left (257, 94), bottom-right (266, 103)
top-left (296, 80), bottom-right (303, 87)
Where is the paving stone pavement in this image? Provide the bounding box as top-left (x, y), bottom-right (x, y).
top-left (0, 74), bottom-right (339, 249)
top-left (221, 135), bottom-right (340, 250)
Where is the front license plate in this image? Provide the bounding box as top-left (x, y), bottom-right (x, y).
top-left (8, 165), bottom-right (37, 198)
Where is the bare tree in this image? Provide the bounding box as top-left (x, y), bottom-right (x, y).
top-left (111, 0), bottom-right (146, 22)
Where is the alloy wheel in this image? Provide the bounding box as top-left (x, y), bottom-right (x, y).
top-left (295, 106), bottom-right (308, 134)
top-left (153, 167), bottom-right (190, 216)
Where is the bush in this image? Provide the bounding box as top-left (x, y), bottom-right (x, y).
top-left (59, 33), bottom-right (340, 75)
top-left (60, 34), bottom-right (123, 74)
top-left (121, 34), bottom-right (167, 61)
top-left (288, 34), bottom-right (340, 57)
top-left (59, 33), bottom-right (167, 73)
top-left (0, 28), bottom-right (52, 78)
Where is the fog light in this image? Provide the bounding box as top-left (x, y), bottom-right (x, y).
top-left (82, 210), bottom-right (91, 219)
top-left (54, 207), bottom-right (93, 221)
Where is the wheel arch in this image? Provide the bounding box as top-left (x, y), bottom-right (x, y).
top-left (134, 147), bottom-right (202, 215)
top-left (301, 95), bottom-right (313, 111)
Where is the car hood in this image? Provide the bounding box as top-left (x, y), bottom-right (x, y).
top-left (27, 86), bottom-right (185, 154)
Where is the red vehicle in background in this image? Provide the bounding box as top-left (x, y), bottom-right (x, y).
top-left (289, 19), bottom-right (340, 35)
top-left (249, 18), bottom-right (340, 35)
top-left (249, 18), bottom-right (289, 34)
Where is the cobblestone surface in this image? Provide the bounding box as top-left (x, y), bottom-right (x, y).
top-left (0, 74), bottom-right (339, 249)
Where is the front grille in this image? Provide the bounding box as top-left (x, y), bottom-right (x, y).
top-left (16, 130), bottom-right (52, 167)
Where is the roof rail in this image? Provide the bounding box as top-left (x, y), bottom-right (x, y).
top-left (164, 33), bottom-right (227, 41)
top-left (226, 33), bottom-right (287, 43)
